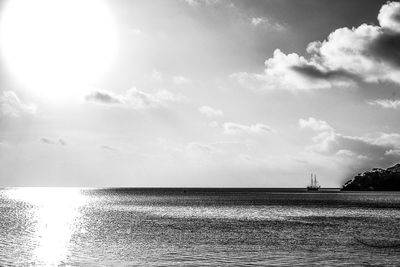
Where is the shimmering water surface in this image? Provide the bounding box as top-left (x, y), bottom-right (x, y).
top-left (1, 188), bottom-right (400, 266)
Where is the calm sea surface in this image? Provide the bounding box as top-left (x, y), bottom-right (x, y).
top-left (0, 188), bottom-right (400, 266)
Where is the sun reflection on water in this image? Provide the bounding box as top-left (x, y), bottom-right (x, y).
top-left (7, 187), bottom-right (85, 265)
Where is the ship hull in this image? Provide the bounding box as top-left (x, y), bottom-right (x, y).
top-left (307, 187), bottom-right (320, 191)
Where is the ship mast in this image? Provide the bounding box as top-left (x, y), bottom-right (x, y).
top-left (308, 173), bottom-right (320, 190)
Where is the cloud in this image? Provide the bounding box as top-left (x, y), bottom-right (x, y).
top-left (199, 105), bottom-right (224, 118)
top-left (378, 1), bottom-right (400, 33)
top-left (183, 0), bottom-right (220, 6)
top-left (368, 132), bottom-right (400, 147)
top-left (233, 1), bottom-right (400, 91)
top-left (172, 76), bottom-right (191, 85)
top-left (85, 90), bottom-right (122, 104)
top-left (299, 117), bottom-right (400, 172)
top-left (85, 88), bottom-right (182, 109)
top-left (251, 17), bottom-right (266, 26)
top-left (299, 117), bottom-right (333, 132)
top-left (209, 121), bottom-right (219, 128)
top-left (184, 0), bottom-right (198, 6)
top-left (367, 99), bottom-right (400, 109)
top-left (223, 122), bottom-right (276, 135)
top-left (40, 138), bottom-right (66, 146)
top-left (250, 17), bottom-right (285, 31)
top-left (231, 49), bottom-right (352, 91)
top-left (336, 149), bottom-right (356, 157)
top-left (186, 142), bottom-right (219, 155)
top-left (299, 118), bottom-right (336, 153)
top-left (0, 91), bottom-right (36, 117)
top-left (129, 28), bottom-right (142, 35)
top-left (151, 70), bottom-right (163, 81)
top-left (385, 149), bottom-right (400, 156)
top-left (100, 145), bottom-right (118, 151)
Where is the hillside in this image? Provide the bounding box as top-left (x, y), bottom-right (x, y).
top-left (341, 164), bottom-right (400, 191)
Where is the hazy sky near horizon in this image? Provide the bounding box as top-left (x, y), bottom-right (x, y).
top-left (1, 0), bottom-right (400, 187)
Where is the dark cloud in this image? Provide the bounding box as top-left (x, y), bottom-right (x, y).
top-left (85, 91), bottom-right (121, 104)
top-left (291, 65), bottom-right (358, 81)
top-left (368, 32), bottom-right (400, 68)
top-left (393, 12), bottom-right (400, 23)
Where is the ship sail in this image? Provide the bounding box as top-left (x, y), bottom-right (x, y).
top-left (307, 173), bottom-right (320, 190)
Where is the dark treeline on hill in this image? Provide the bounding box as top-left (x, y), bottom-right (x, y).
top-left (342, 164), bottom-right (400, 191)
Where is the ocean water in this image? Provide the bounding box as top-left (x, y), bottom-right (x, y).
top-left (0, 188), bottom-right (400, 266)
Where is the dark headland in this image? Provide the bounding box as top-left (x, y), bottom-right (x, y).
top-left (342, 163), bottom-right (400, 191)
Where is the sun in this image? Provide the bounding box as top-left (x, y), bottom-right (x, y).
top-left (0, 0), bottom-right (117, 100)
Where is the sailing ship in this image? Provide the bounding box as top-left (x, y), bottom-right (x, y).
top-left (307, 173), bottom-right (320, 191)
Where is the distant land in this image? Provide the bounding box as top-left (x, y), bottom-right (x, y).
top-left (342, 163), bottom-right (400, 191)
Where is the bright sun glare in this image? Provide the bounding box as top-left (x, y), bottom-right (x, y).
top-left (0, 0), bottom-right (117, 100)
top-left (7, 188), bottom-right (85, 265)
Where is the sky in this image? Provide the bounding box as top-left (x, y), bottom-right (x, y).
top-left (0, 0), bottom-right (400, 187)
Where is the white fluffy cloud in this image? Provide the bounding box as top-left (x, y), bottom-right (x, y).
top-left (299, 117), bottom-right (400, 170)
top-left (233, 1), bottom-right (400, 91)
top-left (231, 49), bottom-right (352, 91)
top-left (223, 122), bottom-right (276, 135)
top-left (299, 117), bottom-right (333, 132)
top-left (199, 105), bottom-right (224, 117)
top-left (378, 1), bottom-right (400, 33)
top-left (85, 88), bottom-right (182, 109)
top-left (367, 99), bottom-right (400, 109)
top-left (0, 91), bottom-right (36, 117)
top-left (250, 17), bottom-right (285, 31)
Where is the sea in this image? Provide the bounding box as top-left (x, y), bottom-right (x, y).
top-left (0, 188), bottom-right (400, 266)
